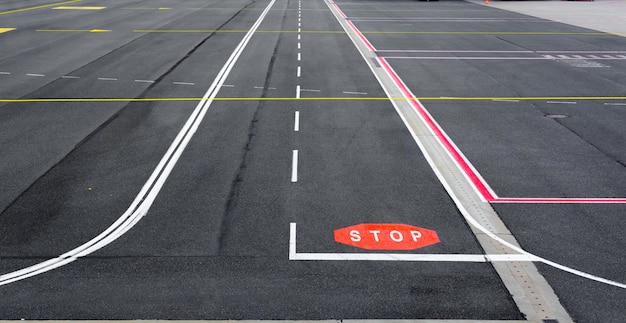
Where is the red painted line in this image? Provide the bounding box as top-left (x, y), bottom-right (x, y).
top-left (378, 57), bottom-right (495, 201)
top-left (492, 197), bottom-right (626, 204)
top-left (331, 2), bottom-right (346, 19)
top-left (346, 20), bottom-right (376, 52)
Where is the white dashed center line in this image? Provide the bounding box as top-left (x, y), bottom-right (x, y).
top-left (27, 73), bottom-right (45, 77)
top-left (294, 111), bottom-right (300, 132)
top-left (291, 150), bottom-right (299, 183)
top-left (173, 82), bottom-right (195, 85)
top-left (97, 77), bottom-right (118, 81)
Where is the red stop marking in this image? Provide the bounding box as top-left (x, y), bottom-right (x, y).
top-left (334, 223), bottom-right (440, 250)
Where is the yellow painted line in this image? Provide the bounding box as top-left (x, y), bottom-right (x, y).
top-left (52, 6), bottom-right (106, 10)
top-left (0, 28), bottom-right (16, 34)
top-left (36, 29), bottom-right (111, 33)
top-left (1, 97), bottom-right (626, 103)
top-left (130, 30), bottom-right (619, 36)
top-left (0, 0), bottom-right (81, 15)
top-left (133, 29), bottom-right (344, 33)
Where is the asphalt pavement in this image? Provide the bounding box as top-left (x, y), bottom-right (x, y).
top-left (0, 0), bottom-right (625, 322)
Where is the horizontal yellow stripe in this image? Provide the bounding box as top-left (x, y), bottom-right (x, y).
top-left (1, 97), bottom-right (625, 103)
top-left (0, 0), bottom-right (81, 15)
top-left (133, 29), bottom-right (345, 33)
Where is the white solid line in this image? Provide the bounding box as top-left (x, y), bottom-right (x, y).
top-left (61, 75), bottom-right (80, 79)
top-left (291, 150), bottom-right (299, 183)
top-left (97, 77), bottom-right (118, 81)
top-left (296, 85), bottom-right (301, 98)
top-left (134, 79), bottom-right (154, 83)
top-left (27, 73), bottom-right (45, 77)
top-left (173, 82), bottom-right (195, 85)
top-left (288, 223), bottom-right (541, 262)
top-left (0, 0), bottom-right (279, 287)
top-left (297, 66), bottom-right (301, 78)
top-left (547, 101), bottom-right (577, 104)
top-left (294, 111), bottom-right (300, 131)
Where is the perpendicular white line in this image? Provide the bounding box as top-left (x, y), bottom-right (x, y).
top-left (0, 0), bottom-right (279, 286)
top-left (291, 150), bottom-right (299, 183)
top-left (287, 224), bottom-right (541, 262)
top-left (294, 111), bottom-right (300, 131)
top-left (297, 66), bottom-right (301, 77)
top-left (296, 85), bottom-right (301, 98)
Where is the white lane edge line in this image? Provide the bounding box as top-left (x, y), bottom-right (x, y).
top-left (0, 0), bottom-right (279, 286)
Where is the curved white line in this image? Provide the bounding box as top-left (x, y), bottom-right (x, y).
top-left (0, 0), bottom-right (277, 286)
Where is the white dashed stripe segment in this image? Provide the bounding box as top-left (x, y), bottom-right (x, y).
top-left (291, 150), bottom-right (299, 183)
top-left (294, 111), bottom-right (300, 132)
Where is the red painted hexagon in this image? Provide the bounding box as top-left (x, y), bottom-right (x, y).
top-left (334, 223), bottom-right (440, 250)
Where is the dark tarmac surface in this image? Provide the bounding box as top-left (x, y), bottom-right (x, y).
top-left (0, 0), bottom-right (625, 321)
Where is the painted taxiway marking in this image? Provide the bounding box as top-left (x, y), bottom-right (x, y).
top-left (294, 111), bottom-right (300, 132)
top-left (289, 223), bottom-right (539, 262)
top-left (36, 29), bottom-right (111, 33)
top-left (291, 150), bottom-right (299, 183)
top-left (0, 28), bottom-right (15, 34)
top-left (1, 96), bottom-right (626, 103)
top-left (52, 6), bottom-right (106, 10)
top-left (0, 0), bottom-right (80, 15)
